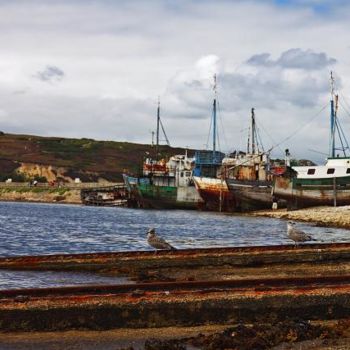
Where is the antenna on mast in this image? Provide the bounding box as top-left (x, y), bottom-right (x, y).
top-left (213, 73), bottom-right (217, 96)
top-left (330, 72), bottom-right (336, 157)
top-left (212, 74), bottom-right (217, 163)
top-left (330, 71), bottom-right (335, 99)
top-left (251, 108), bottom-right (256, 154)
top-left (329, 72), bottom-right (350, 157)
top-left (156, 96), bottom-right (160, 157)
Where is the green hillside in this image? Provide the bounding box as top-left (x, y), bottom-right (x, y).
top-left (0, 133), bottom-right (194, 182)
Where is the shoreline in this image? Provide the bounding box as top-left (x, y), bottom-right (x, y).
top-left (1, 192), bottom-right (350, 230)
top-left (245, 205), bottom-right (350, 229)
top-left (0, 188), bottom-right (82, 205)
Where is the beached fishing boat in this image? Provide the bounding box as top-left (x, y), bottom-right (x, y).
top-left (128, 153), bottom-right (202, 209)
top-left (192, 75), bottom-right (234, 211)
top-left (193, 150), bottom-right (232, 211)
top-left (194, 107), bottom-right (274, 211)
top-left (273, 72), bottom-right (350, 209)
top-left (223, 108), bottom-right (274, 211)
top-left (123, 101), bottom-right (202, 209)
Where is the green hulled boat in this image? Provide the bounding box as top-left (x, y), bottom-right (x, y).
top-left (273, 72), bottom-right (350, 209)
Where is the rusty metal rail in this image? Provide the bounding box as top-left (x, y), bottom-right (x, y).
top-left (1, 243), bottom-right (350, 272)
top-left (1, 274), bottom-right (350, 331)
top-left (2, 244), bottom-right (350, 331)
top-left (1, 274), bottom-right (350, 300)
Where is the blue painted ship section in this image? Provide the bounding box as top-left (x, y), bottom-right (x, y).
top-left (193, 150), bottom-right (225, 177)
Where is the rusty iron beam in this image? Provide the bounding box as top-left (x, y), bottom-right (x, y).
top-left (0, 277), bottom-right (350, 331)
top-left (1, 243), bottom-right (350, 272)
top-left (1, 247), bottom-right (350, 331)
top-left (1, 274), bottom-right (350, 300)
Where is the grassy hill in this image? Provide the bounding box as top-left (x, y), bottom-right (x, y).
top-left (0, 133), bottom-right (193, 182)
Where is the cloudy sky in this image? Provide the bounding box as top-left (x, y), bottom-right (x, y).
top-left (1, 0), bottom-right (350, 162)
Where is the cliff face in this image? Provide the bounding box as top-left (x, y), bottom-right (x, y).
top-left (0, 133), bottom-right (192, 183)
top-left (16, 163), bottom-right (71, 183)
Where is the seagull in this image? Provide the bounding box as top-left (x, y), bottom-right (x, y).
top-left (147, 228), bottom-right (176, 250)
top-left (287, 221), bottom-right (315, 246)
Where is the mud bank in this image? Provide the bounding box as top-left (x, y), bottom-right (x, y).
top-left (0, 187), bottom-right (81, 204)
top-left (248, 205), bottom-right (350, 229)
top-left (1, 320), bottom-right (349, 350)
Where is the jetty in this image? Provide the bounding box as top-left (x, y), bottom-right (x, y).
top-left (80, 183), bottom-right (127, 206)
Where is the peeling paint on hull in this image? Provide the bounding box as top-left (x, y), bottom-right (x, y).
top-left (227, 180), bottom-right (273, 211)
top-left (193, 176), bottom-right (235, 211)
top-left (137, 184), bottom-right (202, 209)
top-left (273, 176), bottom-right (350, 209)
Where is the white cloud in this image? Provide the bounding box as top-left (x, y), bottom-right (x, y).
top-left (0, 0), bottom-right (349, 162)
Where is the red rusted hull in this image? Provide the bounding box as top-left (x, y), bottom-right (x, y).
top-left (193, 176), bottom-right (235, 211)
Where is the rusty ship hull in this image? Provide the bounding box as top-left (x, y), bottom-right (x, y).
top-left (123, 174), bottom-right (202, 209)
top-left (273, 174), bottom-right (350, 209)
top-left (226, 179), bottom-right (274, 211)
top-left (193, 176), bottom-right (235, 211)
top-left (137, 183), bottom-right (202, 210)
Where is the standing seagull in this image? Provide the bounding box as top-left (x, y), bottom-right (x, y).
top-left (287, 221), bottom-right (315, 246)
top-left (147, 228), bottom-right (176, 250)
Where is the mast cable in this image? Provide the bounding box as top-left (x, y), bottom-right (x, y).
top-left (334, 120), bottom-right (347, 156)
top-left (339, 100), bottom-right (350, 118)
top-left (230, 103), bottom-right (327, 166)
top-left (255, 123), bottom-right (265, 153)
top-left (205, 108), bottom-right (213, 150)
top-left (271, 103), bottom-right (328, 153)
top-left (217, 100), bottom-right (228, 152)
top-left (257, 121), bottom-right (284, 155)
top-left (338, 121), bottom-right (350, 151)
top-left (335, 118), bottom-right (350, 155)
top-left (339, 93), bottom-right (350, 113)
top-left (159, 119), bottom-right (170, 146)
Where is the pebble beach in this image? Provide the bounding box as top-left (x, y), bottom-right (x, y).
top-left (249, 206), bottom-right (350, 229)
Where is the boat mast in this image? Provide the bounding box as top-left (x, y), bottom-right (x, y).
top-left (156, 97), bottom-right (160, 158)
top-left (213, 74), bottom-right (217, 163)
top-left (330, 72), bottom-right (336, 157)
top-left (154, 97), bottom-right (171, 160)
top-left (251, 108), bottom-right (256, 154)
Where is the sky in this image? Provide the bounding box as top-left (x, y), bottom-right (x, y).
top-left (1, 0), bottom-right (350, 163)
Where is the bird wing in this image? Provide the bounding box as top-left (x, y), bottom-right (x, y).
top-left (294, 228), bottom-right (313, 241)
top-left (158, 237), bottom-right (176, 249)
top-left (293, 228), bottom-right (306, 236)
top-left (149, 236), bottom-right (175, 250)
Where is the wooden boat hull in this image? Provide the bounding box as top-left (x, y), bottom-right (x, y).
top-left (273, 175), bottom-right (350, 209)
top-left (226, 180), bottom-right (273, 211)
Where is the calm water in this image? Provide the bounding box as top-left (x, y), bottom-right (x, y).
top-left (0, 201), bottom-right (349, 289)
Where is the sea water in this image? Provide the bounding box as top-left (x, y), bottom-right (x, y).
top-left (0, 201), bottom-right (348, 289)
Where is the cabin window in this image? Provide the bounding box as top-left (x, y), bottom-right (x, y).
top-left (180, 172), bottom-right (184, 177)
top-left (327, 168), bottom-right (335, 174)
top-left (307, 169), bottom-right (315, 175)
top-left (347, 168), bottom-right (350, 174)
